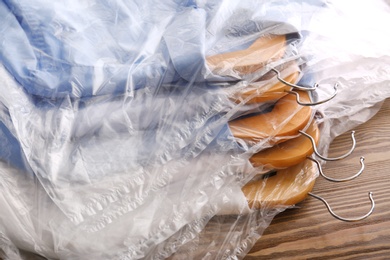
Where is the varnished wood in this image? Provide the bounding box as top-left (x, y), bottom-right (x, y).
top-left (206, 35), bottom-right (287, 76)
top-left (245, 98), bottom-right (390, 259)
top-left (243, 160), bottom-right (317, 208)
top-left (229, 91), bottom-right (312, 143)
top-left (250, 121), bottom-right (319, 169)
top-left (236, 67), bottom-right (299, 104)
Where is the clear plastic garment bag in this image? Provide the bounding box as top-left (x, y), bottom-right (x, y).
top-left (0, 0), bottom-right (390, 259)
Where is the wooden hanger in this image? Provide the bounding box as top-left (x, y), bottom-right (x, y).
top-left (242, 157), bottom-right (375, 220)
top-left (250, 120), bottom-right (319, 169)
top-left (206, 34), bottom-right (287, 76)
top-left (238, 70), bottom-right (300, 104)
top-left (242, 160), bottom-right (317, 208)
top-left (242, 158), bottom-right (375, 221)
top-left (229, 91), bottom-right (312, 143)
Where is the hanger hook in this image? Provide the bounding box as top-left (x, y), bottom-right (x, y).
top-left (307, 156), bottom-right (365, 182)
top-left (271, 68), bottom-right (317, 91)
top-left (308, 192), bottom-right (375, 222)
top-left (270, 68), bottom-right (338, 105)
top-left (299, 130), bottom-right (356, 161)
top-left (285, 84), bottom-right (338, 106)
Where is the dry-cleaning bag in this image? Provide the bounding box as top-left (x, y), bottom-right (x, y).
top-left (1, 0), bottom-right (390, 259)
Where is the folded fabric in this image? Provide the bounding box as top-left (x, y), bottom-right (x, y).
top-left (0, 57), bottom-right (308, 259)
top-left (0, 153), bottom-right (253, 259)
top-left (0, 0), bottom-right (327, 98)
top-left (0, 0), bottom-right (311, 223)
top-left (0, 106), bottom-right (30, 171)
top-left (1, 62), bottom-right (259, 222)
top-left (1, 0), bottom-right (343, 259)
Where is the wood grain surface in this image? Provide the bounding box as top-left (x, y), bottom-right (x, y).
top-left (245, 98), bottom-right (390, 259)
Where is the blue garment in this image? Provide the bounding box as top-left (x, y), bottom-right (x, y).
top-left (0, 0), bottom-right (329, 172)
top-left (0, 114), bottom-right (28, 170)
top-left (0, 0), bottom-right (326, 99)
top-left (0, 0), bottom-right (326, 223)
top-left (0, 1), bottom-right (343, 258)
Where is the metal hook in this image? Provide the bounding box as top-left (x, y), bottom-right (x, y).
top-left (308, 192), bottom-right (375, 222)
top-left (271, 68), bottom-right (317, 91)
top-left (299, 130), bottom-right (356, 161)
top-left (270, 68), bottom-right (338, 106)
top-left (286, 84), bottom-right (338, 106)
top-left (307, 156), bottom-right (365, 182)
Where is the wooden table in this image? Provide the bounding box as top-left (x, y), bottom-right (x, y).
top-left (245, 99), bottom-right (390, 259)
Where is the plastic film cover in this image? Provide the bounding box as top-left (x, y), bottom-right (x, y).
top-left (0, 0), bottom-right (390, 259)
